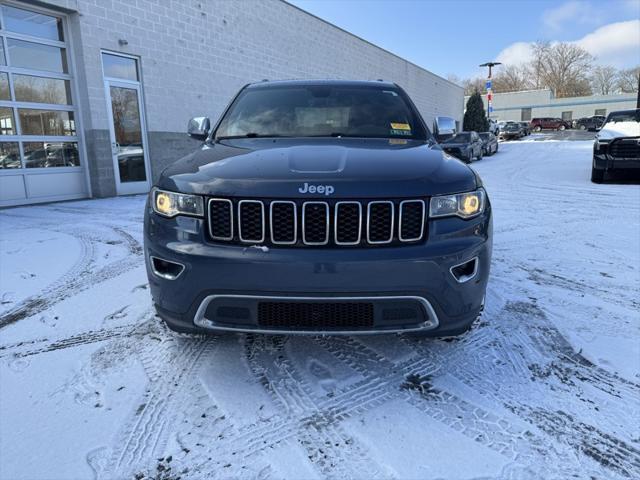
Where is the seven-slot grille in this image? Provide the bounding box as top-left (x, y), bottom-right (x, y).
top-left (208, 198), bottom-right (426, 247)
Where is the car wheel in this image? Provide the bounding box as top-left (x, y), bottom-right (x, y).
top-left (580, 125), bottom-right (586, 130)
top-left (591, 167), bottom-right (604, 183)
top-left (559, 125), bottom-right (566, 131)
top-left (534, 126), bottom-right (541, 132)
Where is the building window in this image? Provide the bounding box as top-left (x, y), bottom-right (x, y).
top-left (521, 108), bottom-right (532, 121)
top-left (0, 4), bottom-right (79, 170)
top-left (561, 111), bottom-right (572, 121)
top-left (595, 108), bottom-right (606, 116)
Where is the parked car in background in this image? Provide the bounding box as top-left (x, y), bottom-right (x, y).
top-left (500, 122), bottom-right (524, 140)
top-left (440, 131), bottom-right (484, 162)
top-left (497, 121), bottom-right (507, 133)
top-left (591, 108), bottom-right (640, 183)
top-left (574, 115), bottom-right (605, 131)
top-left (479, 132), bottom-right (498, 155)
top-left (530, 117), bottom-right (570, 132)
top-left (518, 122), bottom-right (531, 135)
top-left (487, 118), bottom-right (499, 136)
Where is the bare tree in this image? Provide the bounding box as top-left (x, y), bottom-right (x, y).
top-left (617, 66), bottom-right (640, 93)
top-left (591, 66), bottom-right (619, 95)
top-left (462, 77), bottom-right (486, 96)
top-left (535, 42), bottom-right (594, 97)
top-left (529, 41), bottom-right (551, 90)
top-left (492, 65), bottom-right (531, 93)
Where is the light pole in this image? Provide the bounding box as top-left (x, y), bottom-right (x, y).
top-left (479, 62), bottom-right (501, 119)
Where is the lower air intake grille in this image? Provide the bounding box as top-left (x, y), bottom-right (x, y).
top-left (258, 301), bottom-right (374, 330)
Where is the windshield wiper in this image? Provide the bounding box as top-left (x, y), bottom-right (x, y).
top-left (216, 133), bottom-right (287, 140)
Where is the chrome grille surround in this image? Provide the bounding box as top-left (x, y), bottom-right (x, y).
top-left (334, 201), bottom-right (362, 246)
top-left (269, 200), bottom-right (297, 245)
top-left (399, 199), bottom-right (426, 242)
top-left (238, 200), bottom-right (265, 243)
top-left (302, 201), bottom-right (330, 245)
top-left (208, 198), bottom-right (234, 241)
top-left (207, 198), bottom-right (426, 247)
top-left (367, 200), bottom-right (395, 245)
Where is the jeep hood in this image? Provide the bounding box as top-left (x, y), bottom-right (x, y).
top-left (597, 121), bottom-right (640, 140)
top-left (158, 138), bottom-right (477, 198)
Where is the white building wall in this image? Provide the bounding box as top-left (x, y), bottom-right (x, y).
top-left (467, 89), bottom-right (637, 122)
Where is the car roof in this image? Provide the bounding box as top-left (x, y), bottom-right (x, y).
top-left (245, 79), bottom-right (398, 89)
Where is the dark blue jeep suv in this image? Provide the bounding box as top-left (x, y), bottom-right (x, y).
top-left (144, 80), bottom-right (492, 336)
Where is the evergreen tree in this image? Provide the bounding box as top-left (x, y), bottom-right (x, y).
top-left (463, 90), bottom-right (489, 132)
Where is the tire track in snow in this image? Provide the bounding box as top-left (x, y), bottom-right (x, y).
top-left (242, 334), bottom-right (394, 479)
top-left (407, 301), bottom-right (640, 478)
top-left (0, 226), bottom-right (143, 330)
top-left (0, 324), bottom-right (135, 359)
top-left (319, 335), bottom-right (582, 477)
top-left (99, 331), bottom-right (215, 479)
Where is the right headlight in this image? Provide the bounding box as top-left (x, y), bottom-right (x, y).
top-left (151, 188), bottom-right (204, 218)
top-left (430, 188), bottom-right (486, 219)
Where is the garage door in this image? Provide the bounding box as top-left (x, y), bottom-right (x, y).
top-left (0, 3), bottom-right (88, 207)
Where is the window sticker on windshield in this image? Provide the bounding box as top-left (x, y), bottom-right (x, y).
top-left (389, 138), bottom-right (408, 145)
top-left (390, 122), bottom-right (411, 130)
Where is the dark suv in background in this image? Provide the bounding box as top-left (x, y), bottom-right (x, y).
top-left (144, 80), bottom-right (492, 337)
top-left (574, 115), bottom-right (605, 131)
top-left (530, 117), bottom-right (571, 131)
top-left (440, 131), bottom-right (484, 162)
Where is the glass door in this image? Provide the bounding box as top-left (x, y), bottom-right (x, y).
top-left (102, 52), bottom-right (150, 195)
top-left (105, 80), bottom-right (149, 194)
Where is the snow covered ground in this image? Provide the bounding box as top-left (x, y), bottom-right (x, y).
top-left (1, 140), bottom-right (639, 480)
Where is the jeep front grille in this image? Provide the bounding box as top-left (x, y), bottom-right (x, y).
top-left (207, 198), bottom-right (426, 247)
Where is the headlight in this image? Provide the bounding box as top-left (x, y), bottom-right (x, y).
top-left (430, 188), bottom-right (486, 219)
top-left (151, 188), bottom-right (204, 218)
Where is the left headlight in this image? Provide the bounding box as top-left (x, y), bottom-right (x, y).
top-left (429, 188), bottom-right (486, 219)
top-left (151, 188), bottom-right (204, 218)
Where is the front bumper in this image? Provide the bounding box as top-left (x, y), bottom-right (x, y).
top-left (144, 202), bottom-right (492, 336)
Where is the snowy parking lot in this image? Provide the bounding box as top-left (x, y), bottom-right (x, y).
top-left (1, 139), bottom-right (639, 479)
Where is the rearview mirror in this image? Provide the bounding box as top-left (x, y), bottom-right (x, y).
top-left (188, 116), bottom-right (211, 140)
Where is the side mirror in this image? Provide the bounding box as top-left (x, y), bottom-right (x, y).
top-left (188, 116), bottom-right (211, 140)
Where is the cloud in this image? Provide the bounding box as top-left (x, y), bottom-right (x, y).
top-left (496, 42), bottom-right (534, 67)
top-left (495, 20), bottom-right (640, 69)
top-left (575, 20), bottom-right (640, 66)
top-left (542, 1), bottom-right (596, 32)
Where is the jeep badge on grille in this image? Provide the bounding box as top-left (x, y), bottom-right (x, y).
top-left (298, 183), bottom-right (335, 195)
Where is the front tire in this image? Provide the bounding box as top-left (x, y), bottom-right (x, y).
top-left (559, 125), bottom-right (566, 131)
top-left (534, 126), bottom-right (541, 132)
top-left (591, 167), bottom-right (604, 183)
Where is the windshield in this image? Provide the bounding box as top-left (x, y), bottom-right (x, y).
top-left (505, 124), bottom-right (519, 130)
top-left (215, 85), bottom-right (427, 140)
top-left (442, 133), bottom-right (470, 143)
top-left (605, 110), bottom-right (640, 124)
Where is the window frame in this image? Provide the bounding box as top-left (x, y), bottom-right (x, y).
top-left (0, 1), bottom-right (81, 174)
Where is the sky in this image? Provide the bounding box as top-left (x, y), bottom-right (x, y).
top-left (288, 0), bottom-right (640, 80)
